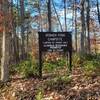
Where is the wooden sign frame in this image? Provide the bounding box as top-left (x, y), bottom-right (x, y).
top-left (38, 32), bottom-right (72, 77)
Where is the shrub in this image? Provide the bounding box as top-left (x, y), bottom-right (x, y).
top-left (83, 53), bottom-right (100, 61)
top-left (35, 88), bottom-right (44, 100)
top-left (16, 59), bottom-right (39, 78)
top-left (72, 53), bottom-right (82, 67)
top-left (43, 57), bottom-right (66, 72)
top-left (83, 59), bottom-right (100, 76)
top-left (72, 53), bottom-right (100, 76)
top-left (83, 61), bottom-right (95, 75)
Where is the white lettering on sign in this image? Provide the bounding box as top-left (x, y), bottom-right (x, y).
top-left (39, 32), bottom-right (71, 52)
top-left (48, 38), bottom-right (62, 41)
top-left (45, 33), bottom-right (65, 37)
top-left (45, 34), bottom-right (57, 37)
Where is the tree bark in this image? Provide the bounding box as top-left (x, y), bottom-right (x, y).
top-left (80, 0), bottom-right (85, 54)
top-left (1, 0), bottom-right (10, 82)
top-left (86, 0), bottom-right (91, 53)
top-left (97, 0), bottom-right (100, 25)
top-left (52, 0), bottom-right (63, 31)
top-left (38, 0), bottom-right (43, 31)
top-left (48, 0), bottom-right (52, 32)
top-left (64, 0), bottom-right (67, 31)
top-left (20, 0), bottom-right (25, 59)
top-left (74, 0), bottom-right (78, 52)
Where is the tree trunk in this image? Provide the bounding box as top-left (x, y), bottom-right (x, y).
top-left (74, 0), bottom-right (78, 52)
top-left (38, 0), bottom-right (43, 31)
top-left (86, 0), bottom-right (91, 53)
top-left (48, 0), bottom-right (52, 32)
top-left (52, 0), bottom-right (63, 31)
top-left (64, 0), bottom-right (67, 31)
top-left (80, 0), bottom-right (85, 54)
top-left (20, 0), bottom-right (25, 59)
top-left (1, 0), bottom-right (9, 82)
top-left (97, 0), bottom-right (100, 25)
top-left (11, 0), bottom-right (19, 64)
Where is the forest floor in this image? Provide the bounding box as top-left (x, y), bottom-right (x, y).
top-left (0, 66), bottom-right (100, 100)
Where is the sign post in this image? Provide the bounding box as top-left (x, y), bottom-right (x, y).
top-left (38, 32), bottom-right (72, 77)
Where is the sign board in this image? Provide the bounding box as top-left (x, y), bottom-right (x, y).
top-left (39, 32), bottom-right (72, 52)
top-left (38, 32), bottom-right (72, 77)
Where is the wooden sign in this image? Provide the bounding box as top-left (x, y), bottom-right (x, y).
top-left (38, 32), bottom-right (72, 77)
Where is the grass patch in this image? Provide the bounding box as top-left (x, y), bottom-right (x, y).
top-left (9, 57), bottom-right (39, 78)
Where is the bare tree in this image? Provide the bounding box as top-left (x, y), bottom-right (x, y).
top-left (96, 0), bottom-right (100, 25)
top-left (20, 0), bottom-right (25, 59)
top-left (80, 0), bottom-right (85, 53)
top-left (64, 0), bottom-right (67, 31)
top-left (74, 0), bottom-right (78, 52)
top-left (86, 0), bottom-right (91, 53)
top-left (47, 0), bottom-right (52, 31)
top-left (1, 0), bottom-right (10, 82)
